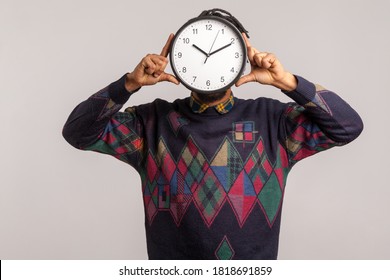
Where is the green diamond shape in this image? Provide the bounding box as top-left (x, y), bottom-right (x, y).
top-left (258, 172), bottom-right (282, 224)
top-left (216, 237), bottom-right (234, 260)
top-left (147, 181), bottom-right (158, 206)
top-left (189, 157), bottom-right (202, 178)
top-left (199, 179), bottom-right (222, 216)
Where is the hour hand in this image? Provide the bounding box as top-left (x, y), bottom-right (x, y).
top-left (192, 44), bottom-right (209, 57)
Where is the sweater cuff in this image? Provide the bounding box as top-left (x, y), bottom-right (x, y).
top-left (108, 74), bottom-right (140, 104)
top-left (282, 75), bottom-right (316, 105)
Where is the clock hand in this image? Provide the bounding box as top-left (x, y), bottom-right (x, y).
top-left (204, 30), bottom-right (220, 64)
top-left (209, 42), bottom-right (233, 56)
top-left (192, 44), bottom-right (209, 57)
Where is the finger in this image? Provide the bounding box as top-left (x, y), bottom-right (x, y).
top-left (247, 47), bottom-right (262, 66)
top-left (243, 33), bottom-right (259, 65)
top-left (253, 53), bottom-right (264, 67)
top-left (241, 33), bottom-right (253, 63)
top-left (243, 34), bottom-right (261, 55)
top-left (235, 73), bottom-right (255, 87)
top-left (160, 33), bottom-right (175, 57)
top-left (142, 55), bottom-right (157, 75)
top-left (158, 72), bottom-right (180, 85)
top-left (142, 55), bottom-right (166, 76)
top-left (150, 56), bottom-right (168, 77)
top-left (259, 53), bottom-right (276, 69)
top-left (267, 54), bottom-right (277, 68)
top-left (253, 52), bottom-right (270, 67)
top-left (243, 35), bottom-right (266, 66)
top-left (242, 33), bottom-right (251, 48)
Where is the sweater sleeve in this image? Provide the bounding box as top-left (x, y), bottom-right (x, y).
top-left (62, 74), bottom-right (144, 168)
top-left (279, 75), bottom-right (363, 166)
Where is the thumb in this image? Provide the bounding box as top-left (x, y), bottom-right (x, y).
top-left (158, 72), bottom-right (180, 85)
top-left (235, 73), bottom-right (255, 87)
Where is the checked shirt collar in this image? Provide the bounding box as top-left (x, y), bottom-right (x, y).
top-left (189, 92), bottom-right (235, 114)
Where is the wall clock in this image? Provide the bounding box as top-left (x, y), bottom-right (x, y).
top-left (170, 15), bottom-right (247, 94)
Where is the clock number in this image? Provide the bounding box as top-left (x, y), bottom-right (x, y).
top-left (178, 52), bottom-right (182, 58)
top-left (192, 76), bottom-right (197, 82)
top-left (205, 24), bottom-right (212, 30)
top-left (230, 67), bottom-right (235, 73)
top-left (220, 76), bottom-right (225, 83)
top-left (231, 38), bottom-right (235, 44)
top-left (183, 38), bottom-right (190, 44)
top-left (221, 29), bottom-right (224, 34)
top-left (235, 52), bottom-right (239, 58)
top-left (206, 80), bottom-right (211, 86)
top-left (193, 28), bottom-right (198, 34)
top-left (182, 67), bottom-right (187, 73)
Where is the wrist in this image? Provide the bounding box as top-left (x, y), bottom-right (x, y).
top-left (125, 72), bottom-right (142, 92)
top-left (272, 72), bottom-right (297, 92)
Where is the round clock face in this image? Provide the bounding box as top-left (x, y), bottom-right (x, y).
top-left (170, 16), bottom-right (247, 94)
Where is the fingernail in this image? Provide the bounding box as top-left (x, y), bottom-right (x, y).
top-left (153, 73), bottom-right (159, 78)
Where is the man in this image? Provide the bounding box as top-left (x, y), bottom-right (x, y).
top-left (62, 11), bottom-right (363, 259)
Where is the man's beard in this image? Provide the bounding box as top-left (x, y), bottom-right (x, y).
top-left (193, 91), bottom-right (227, 103)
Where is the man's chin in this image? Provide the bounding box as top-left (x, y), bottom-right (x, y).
top-left (193, 91), bottom-right (227, 103)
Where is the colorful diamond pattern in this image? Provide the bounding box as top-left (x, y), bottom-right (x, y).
top-left (156, 139), bottom-right (176, 182)
top-left (143, 179), bottom-right (158, 223)
top-left (258, 172), bottom-right (283, 226)
top-left (178, 137), bottom-right (208, 192)
top-left (228, 170), bottom-right (257, 227)
top-left (146, 153), bottom-right (159, 183)
top-left (169, 171), bottom-right (192, 226)
top-left (211, 139), bottom-right (243, 193)
top-left (193, 167), bottom-right (226, 227)
top-left (142, 136), bottom-right (290, 228)
top-left (226, 142), bottom-right (244, 192)
top-left (244, 139), bottom-right (273, 194)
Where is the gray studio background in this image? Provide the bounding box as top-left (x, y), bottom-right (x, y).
top-left (1, 0), bottom-right (389, 259)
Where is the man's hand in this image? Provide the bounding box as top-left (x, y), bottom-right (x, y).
top-left (125, 34), bottom-right (180, 92)
top-left (235, 34), bottom-right (297, 92)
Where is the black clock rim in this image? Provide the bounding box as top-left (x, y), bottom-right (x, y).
top-left (169, 15), bottom-right (247, 95)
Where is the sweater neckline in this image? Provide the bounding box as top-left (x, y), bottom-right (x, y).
top-left (189, 92), bottom-right (235, 115)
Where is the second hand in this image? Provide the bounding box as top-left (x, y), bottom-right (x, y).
top-left (204, 30), bottom-right (220, 64)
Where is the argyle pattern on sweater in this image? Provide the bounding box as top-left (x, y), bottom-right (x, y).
top-left (63, 75), bottom-right (363, 259)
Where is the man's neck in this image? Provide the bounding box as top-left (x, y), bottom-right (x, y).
top-left (192, 89), bottom-right (232, 107)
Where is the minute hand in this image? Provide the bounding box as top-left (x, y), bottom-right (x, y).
top-left (209, 42), bottom-right (233, 56)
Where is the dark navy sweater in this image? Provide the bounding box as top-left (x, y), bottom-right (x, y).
top-left (63, 75), bottom-right (363, 259)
